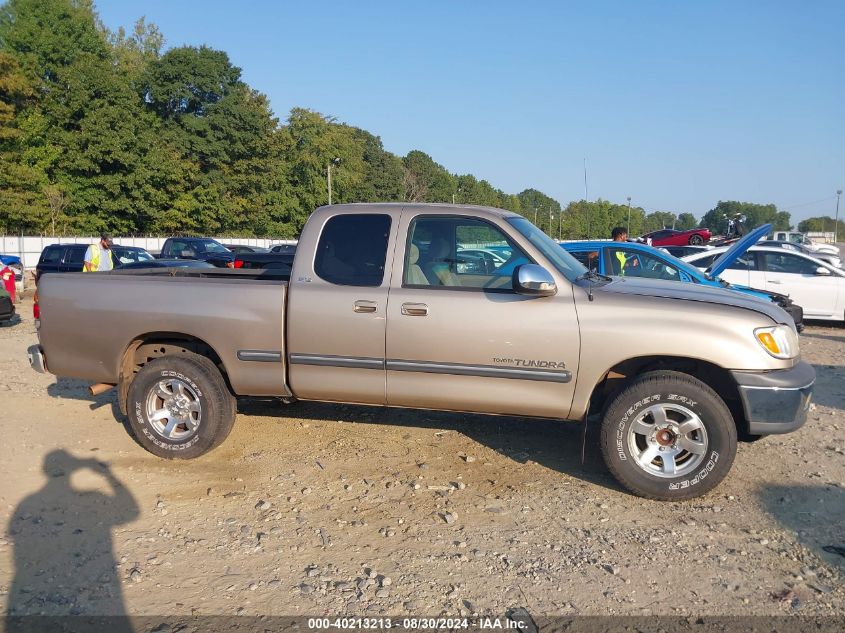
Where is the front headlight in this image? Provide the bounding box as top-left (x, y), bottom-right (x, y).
top-left (754, 325), bottom-right (799, 359)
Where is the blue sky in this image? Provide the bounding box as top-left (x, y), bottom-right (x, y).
top-left (97, 0), bottom-right (844, 222)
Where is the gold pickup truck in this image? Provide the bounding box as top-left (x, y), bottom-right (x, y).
top-left (29, 204), bottom-right (814, 500)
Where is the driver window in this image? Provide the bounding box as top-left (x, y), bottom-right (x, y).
top-left (404, 216), bottom-right (529, 290)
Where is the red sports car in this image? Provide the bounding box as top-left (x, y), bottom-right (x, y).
top-left (641, 227), bottom-right (711, 246)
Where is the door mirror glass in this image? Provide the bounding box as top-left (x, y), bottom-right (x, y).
top-left (513, 264), bottom-right (556, 297)
top-left (815, 266), bottom-right (831, 276)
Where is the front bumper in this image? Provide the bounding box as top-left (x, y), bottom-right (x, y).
top-left (731, 362), bottom-right (815, 435)
top-left (28, 344), bottom-right (47, 374)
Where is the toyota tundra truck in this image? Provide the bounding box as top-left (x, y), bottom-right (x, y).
top-left (29, 204), bottom-right (815, 500)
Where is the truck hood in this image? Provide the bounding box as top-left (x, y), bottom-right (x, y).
top-left (594, 276), bottom-right (789, 324)
top-left (707, 223), bottom-right (771, 278)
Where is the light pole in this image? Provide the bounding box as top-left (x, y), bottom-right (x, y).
top-left (549, 208), bottom-right (553, 237)
top-left (836, 189), bottom-right (842, 243)
top-left (558, 209), bottom-right (562, 240)
top-left (626, 197), bottom-right (632, 234)
top-left (534, 207), bottom-right (538, 226)
top-left (327, 157), bottom-right (340, 205)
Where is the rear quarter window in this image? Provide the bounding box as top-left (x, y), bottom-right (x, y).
top-left (314, 214), bottom-right (392, 286)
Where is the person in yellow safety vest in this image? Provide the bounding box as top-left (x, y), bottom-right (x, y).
top-left (83, 233), bottom-right (115, 272)
top-left (610, 226), bottom-right (630, 275)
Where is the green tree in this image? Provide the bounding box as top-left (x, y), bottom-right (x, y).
top-left (0, 51), bottom-right (52, 232)
top-left (0, 0), bottom-right (109, 83)
top-left (797, 216), bottom-right (845, 235)
top-left (676, 212), bottom-right (697, 230)
top-left (402, 150), bottom-right (455, 203)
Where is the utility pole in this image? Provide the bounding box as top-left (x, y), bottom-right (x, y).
top-left (534, 207), bottom-right (538, 226)
top-left (626, 196), bottom-right (632, 234)
top-left (558, 209), bottom-right (562, 240)
top-left (327, 157), bottom-right (340, 205)
top-left (583, 158), bottom-right (590, 238)
top-left (836, 189), bottom-right (842, 243)
top-left (549, 208), bottom-right (553, 237)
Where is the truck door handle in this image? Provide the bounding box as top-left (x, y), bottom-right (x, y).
top-left (353, 300), bottom-right (378, 313)
top-left (401, 302), bottom-right (428, 316)
top-left (769, 280), bottom-right (781, 284)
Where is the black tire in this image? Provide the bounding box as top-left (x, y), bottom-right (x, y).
top-left (688, 234), bottom-right (704, 245)
top-left (599, 370), bottom-right (737, 500)
top-left (126, 353), bottom-right (236, 459)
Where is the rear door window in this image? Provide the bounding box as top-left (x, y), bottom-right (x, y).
top-left (40, 246), bottom-right (62, 264)
top-left (66, 246), bottom-right (86, 265)
top-left (314, 214), bottom-right (392, 286)
top-left (762, 252), bottom-right (820, 275)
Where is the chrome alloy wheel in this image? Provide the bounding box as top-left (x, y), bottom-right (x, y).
top-left (626, 403), bottom-right (708, 478)
top-left (145, 378), bottom-right (202, 441)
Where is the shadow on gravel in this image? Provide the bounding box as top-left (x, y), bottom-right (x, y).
top-left (238, 399), bottom-right (626, 495)
top-left (46, 378), bottom-right (123, 419)
top-left (6, 450), bottom-right (138, 631)
top-left (759, 484), bottom-right (845, 570)
top-left (808, 364), bottom-right (845, 411)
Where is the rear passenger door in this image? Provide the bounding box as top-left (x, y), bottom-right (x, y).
top-left (287, 212), bottom-right (397, 405)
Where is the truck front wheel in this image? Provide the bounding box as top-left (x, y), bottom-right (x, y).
top-left (126, 353), bottom-right (236, 459)
top-left (599, 370), bottom-right (737, 500)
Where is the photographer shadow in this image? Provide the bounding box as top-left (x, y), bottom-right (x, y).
top-left (5, 450), bottom-right (139, 632)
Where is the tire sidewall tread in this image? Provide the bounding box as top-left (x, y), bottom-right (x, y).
top-left (599, 370), bottom-right (737, 501)
top-left (126, 353), bottom-right (235, 460)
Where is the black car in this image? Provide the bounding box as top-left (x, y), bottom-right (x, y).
top-left (661, 245), bottom-right (713, 259)
top-left (115, 259), bottom-right (216, 270)
top-left (0, 288), bottom-right (14, 324)
top-left (36, 244), bottom-right (156, 283)
top-left (269, 243), bottom-right (297, 255)
top-left (159, 237), bottom-right (234, 267)
top-left (223, 244), bottom-right (270, 254)
top-left (231, 251), bottom-right (295, 273)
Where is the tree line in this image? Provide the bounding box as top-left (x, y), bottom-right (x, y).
top-left (0, 0), bottom-right (803, 240)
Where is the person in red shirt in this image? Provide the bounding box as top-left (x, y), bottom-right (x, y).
top-left (1, 265), bottom-right (15, 303)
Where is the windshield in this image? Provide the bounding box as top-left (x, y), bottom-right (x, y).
top-left (195, 240), bottom-right (231, 254)
top-left (507, 217), bottom-right (587, 281)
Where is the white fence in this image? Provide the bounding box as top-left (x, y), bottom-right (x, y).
top-left (0, 235), bottom-right (298, 269)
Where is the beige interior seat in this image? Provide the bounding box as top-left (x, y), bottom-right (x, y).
top-left (422, 237), bottom-right (460, 286)
top-left (406, 243), bottom-right (429, 285)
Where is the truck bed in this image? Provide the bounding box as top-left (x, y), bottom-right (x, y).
top-left (37, 269), bottom-right (291, 397)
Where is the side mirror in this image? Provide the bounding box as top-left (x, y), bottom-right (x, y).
top-left (815, 266), bottom-right (831, 276)
top-left (513, 264), bottom-right (557, 297)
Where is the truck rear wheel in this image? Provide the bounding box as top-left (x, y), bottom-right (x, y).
top-left (126, 353), bottom-right (236, 459)
top-left (599, 370), bottom-right (736, 500)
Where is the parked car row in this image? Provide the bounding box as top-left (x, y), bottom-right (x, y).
top-left (32, 239), bottom-right (298, 283)
top-left (683, 244), bottom-right (845, 322)
top-left (562, 225), bottom-right (806, 331)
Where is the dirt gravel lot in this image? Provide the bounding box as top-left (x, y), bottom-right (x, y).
top-left (1, 294), bottom-right (844, 619)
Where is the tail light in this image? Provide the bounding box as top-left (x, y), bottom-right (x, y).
top-left (33, 290), bottom-right (40, 324)
top-left (233, 260), bottom-right (244, 269)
